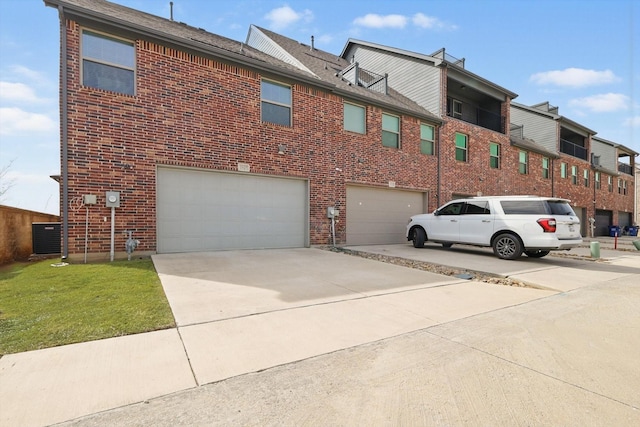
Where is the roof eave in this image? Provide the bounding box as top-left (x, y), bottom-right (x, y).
top-left (44, 0), bottom-right (334, 91)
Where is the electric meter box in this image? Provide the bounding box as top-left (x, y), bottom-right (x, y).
top-left (105, 191), bottom-right (120, 207)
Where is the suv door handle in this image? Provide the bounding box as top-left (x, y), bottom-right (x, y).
top-left (482, 220), bottom-right (491, 223)
top-left (450, 219), bottom-right (458, 222)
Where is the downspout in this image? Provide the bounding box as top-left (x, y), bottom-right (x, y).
top-left (59, 5), bottom-right (69, 259)
top-left (436, 125), bottom-right (441, 207)
top-left (551, 158), bottom-right (555, 197)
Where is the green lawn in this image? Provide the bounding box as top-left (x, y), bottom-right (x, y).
top-left (0, 258), bottom-right (175, 355)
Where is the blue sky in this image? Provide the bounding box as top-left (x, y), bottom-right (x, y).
top-left (0, 0), bottom-right (638, 215)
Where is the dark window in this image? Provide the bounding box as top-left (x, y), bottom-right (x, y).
top-left (344, 102), bottom-right (365, 133)
top-left (382, 113), bottom-right (400, 148)
top-left (82, 30), bottom-right (135, 95)
top-left (489, 143), bottom-right (500, 169)
top-left (455, 133), bottom-right (467, 162)
top-left (464, 201), bottom-right (490, 214)
top-left (547, 201), bottom-right (576, 215)
top-left (261, 80), bottom-right (291, 126)
top-left (438, 202), bottom-right (464, 215)
top-left (501, 200), bottom-right (548, 215)
top-left (420, 123), bottom-right (435, 155)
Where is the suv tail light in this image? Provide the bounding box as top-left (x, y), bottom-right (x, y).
top-left (537, 218), bottom-right (557, 233)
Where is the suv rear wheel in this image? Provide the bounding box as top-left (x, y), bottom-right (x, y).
top-left (492, 233), bottom-right (523, 260)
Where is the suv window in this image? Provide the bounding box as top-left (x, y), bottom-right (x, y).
top-left (438, 202), bottom-right (464, 215)
top-left (464, 201), bottom-right (490, 215)
top-left (548, 201), bottom-right (576, 215)
top-left (501, 200), bottom-right (548, 215)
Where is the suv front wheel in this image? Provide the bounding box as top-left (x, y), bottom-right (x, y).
top-left (412, 227), bottom-right (426, 248)
top-left (492, 233), bottom-right (523, 260)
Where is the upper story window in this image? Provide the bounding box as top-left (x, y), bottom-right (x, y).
top-left (82, 30), bottom-right (135, 95)
top-left (608, 176), bottom-right (613, 192)
top-left (571, 166), bottom-right (578, 185)
top-left (451, 99), bottom-right (463, 119)
top-left (261, 80), bottom-right (291, 126)
top-left (382, 113), bottom-right (400, 148)
top-left (618, 178), bottom-right (622, 194)
top-left (542, 157), bottom-right (550, 179)
top-left (455, 133), bottom-right (468, 162)
top-left (560, 162), bottom-right (567, 179)
top-left (518, 151), bottom-right (528, 174)
top-left (595, 171), bottom-right (601, 189)
top-left (420, 124), bottom-right (435, 155)
top-left (583, 170), bottom-right (589, 187)
top-left (489, 143), bottom-right (500, 169)
top-left (344, 102), bottom-right (366, 134)
top-left (623, 180), bottom-right (628, 195)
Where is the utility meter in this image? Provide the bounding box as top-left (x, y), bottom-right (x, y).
top-left (105, 191), bottom-right (120, 207)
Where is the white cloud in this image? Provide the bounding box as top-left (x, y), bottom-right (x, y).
top-left (264, 5), bottom-right (313, 30)
top-left (353, 14), bottom-right (407, 29)
top-left (0, 81), bottom-right (41, 103)
top-left (568, 93), bottom-right (630, 113)
top-left (0, 107), bottom-right (56, 135)
top-left (9, 65), bottom-right (50, 85)
top-left (412, 13), bottom-right (456, 30)
top-left (530, 68), bottom-right (620, 88)
top-left (623, 115), bottom-right (640, 127)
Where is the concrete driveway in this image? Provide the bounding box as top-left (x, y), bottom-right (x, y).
top-left (3, 246), bottom-right (639, 427)
top-left (152, 248), bottom-right (556, 386)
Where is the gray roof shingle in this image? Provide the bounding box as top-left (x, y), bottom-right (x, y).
top-left (44, 0), bottom-right (440, 122)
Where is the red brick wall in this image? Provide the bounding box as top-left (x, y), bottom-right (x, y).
top-left (62, 22), bottom-right (439, 256)
top-left (61, 20), bottom-right (635, 257)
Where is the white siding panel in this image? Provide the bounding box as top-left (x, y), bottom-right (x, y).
top-left (591, 139), bottom-right (617, 171)
top-left (345, 46), bottom-right (441, 115)
top-left (510, 107), bottom-right (558, 152)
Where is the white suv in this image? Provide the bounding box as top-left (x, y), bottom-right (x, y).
top-left (406, 196), bottom-right (582, 260)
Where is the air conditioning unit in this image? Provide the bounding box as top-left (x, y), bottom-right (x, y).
top-left (591, 154), bottom-right (601, 166)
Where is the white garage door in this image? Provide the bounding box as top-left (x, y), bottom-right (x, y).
top-left (346, 186), bottom-right (427, 245)
top-left (157, 167), bottom-right (308, 253)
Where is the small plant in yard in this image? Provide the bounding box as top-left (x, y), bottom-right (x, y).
top-left (0, 258), bottom-right (175, 355)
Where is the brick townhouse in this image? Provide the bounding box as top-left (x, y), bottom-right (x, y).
top-left (44, 0), bottom-right (636, 261)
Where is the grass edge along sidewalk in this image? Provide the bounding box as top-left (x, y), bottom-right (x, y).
top-left (0, 259), bottom-right (175, 355)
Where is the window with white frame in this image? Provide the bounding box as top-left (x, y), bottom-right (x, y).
top-left (623, 180), bottom-right (628, 195)
top-left (382, 113), bottom-right (400, 148)
top-left (455, 133), bottom-right (468, 162)
top-left (618, 178), bottom-right (622, 194)
top-left (595, 171), bottom-right (601, 189)
top-left (82, 30), bottom-right (135, 95)
top-left (261, 80), bottom-right (291, 126)
top-left (560, 162), bottom-right (567, 178)
top-left (571, 166), bottom-right (578, 184)
top-left (542, 157), bottom-right (550, 179)
top-left (518, 151), bottom-right (528, 174)
top-left (489, 143), bottom-right (500, 169)
top-left (583, 169), bottom-right (589, 187)
top-left (420, 123), bottom-right (435, 155)
top-left (344, 102), bottom-right (365, 134)
top-left (608, 176), bottom-right (613, 192)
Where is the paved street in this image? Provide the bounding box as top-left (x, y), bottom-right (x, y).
top-left (1, 241), bottom-right (639, 426)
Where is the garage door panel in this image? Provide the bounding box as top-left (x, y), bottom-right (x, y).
top-left (346, 186), bottom-right (426, 245)
top-left (157, 167), bottom-right (307, 253)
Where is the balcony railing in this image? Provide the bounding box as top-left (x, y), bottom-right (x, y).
top-left (618, 162), bottom-right (633, 175)
top-left (560, 139), bottom-right (587, 160)
top-left (446, 105), bottom-right (505, 134)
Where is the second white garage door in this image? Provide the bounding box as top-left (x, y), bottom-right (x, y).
top-left (346, 186), bottom-right (427, 245)
top-left (157, 167), bottom-right (308, 253)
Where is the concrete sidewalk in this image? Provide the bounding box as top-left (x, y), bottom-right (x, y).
top-left (1, 247), bottom-right (638, 426)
